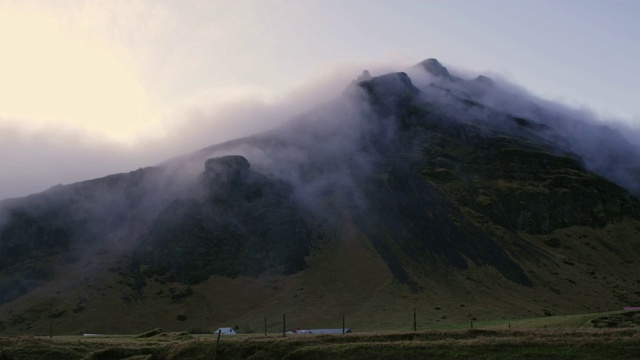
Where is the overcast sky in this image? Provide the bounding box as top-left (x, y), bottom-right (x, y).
top-left (1, 0), bottom-right (639, 200)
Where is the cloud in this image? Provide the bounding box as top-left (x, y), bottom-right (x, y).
top-left (0, 119), bottom-right (138, 200)
top-left (0, 62), bottom-right (384, 200)
top-left (0, 1), bottom-right (162, 142)
top-left (2, 55), bottom-right (639, 202)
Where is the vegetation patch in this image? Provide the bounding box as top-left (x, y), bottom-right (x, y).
top-left (2, 326), bottom-right (640, 360)
top-left (591, 311), bottom-right (640, 328)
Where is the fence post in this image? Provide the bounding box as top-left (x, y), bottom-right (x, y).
top-left (213, 329), bottom-right (221, 360)
top-left (413, 308), bottom-right (417, 332)
top-left (283, 314), bottom-right (286, 337)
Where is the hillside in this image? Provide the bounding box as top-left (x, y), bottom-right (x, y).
top-left (1, 59), bottom-right (640, 335)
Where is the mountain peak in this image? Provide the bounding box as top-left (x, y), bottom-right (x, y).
top-left (358, 72), bottom-right (420, 116)
top-left (417, 58), bottom-right (452, 79)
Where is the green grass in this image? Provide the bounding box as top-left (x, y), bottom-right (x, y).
top-left (424, 310), bottom-right (624, 331)
top-left (1, 312), bottom-right (639, 360)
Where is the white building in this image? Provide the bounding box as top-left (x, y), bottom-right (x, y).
top-left (214, 327), bottom-right (237, 335)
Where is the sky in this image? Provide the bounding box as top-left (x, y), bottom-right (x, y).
top-left (0, 0), bottom-right (639, 200)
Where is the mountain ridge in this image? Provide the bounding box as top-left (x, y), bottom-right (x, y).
top-left (1, 58), bottom-right (640, 334)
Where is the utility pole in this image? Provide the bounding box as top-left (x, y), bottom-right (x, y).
top-left (342, 315), bottom-right (345, 335)
top-left (413, 308), bottom-right (417, 332)
top-left (264, 317), bottom-right (267, 336)
top-left (282, 314), bottom-right (286, 337)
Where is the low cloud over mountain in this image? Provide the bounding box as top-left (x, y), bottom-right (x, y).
top-left (1, 58), bottom-right (640, 334)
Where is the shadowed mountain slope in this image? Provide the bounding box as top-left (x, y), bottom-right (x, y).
top-left (1, 59), bottom-right (640, 334)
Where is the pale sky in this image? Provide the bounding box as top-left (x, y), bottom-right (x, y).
top-left (1, 0), bottom-right (639, 199)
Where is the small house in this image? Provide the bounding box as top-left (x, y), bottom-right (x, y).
top-left (214, 327), bottom-right (237, 335)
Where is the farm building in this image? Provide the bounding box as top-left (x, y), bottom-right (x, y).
top-left (214, 327), bottom-right (237, 335)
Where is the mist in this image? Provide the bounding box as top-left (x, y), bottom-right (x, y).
top-left (1, 58), bottom-right (639, 204)
top-left (405, 60), bottom-right (640, 194)
top-left (0, 62), bottom-right (394, 303)
top-left (1, 57), bottom-right (640, 306)
top-left (0, 63), bottom-right (383, 201)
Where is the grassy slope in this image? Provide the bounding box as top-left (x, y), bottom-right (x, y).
top-left (2, 208), bottom-right (640, 336)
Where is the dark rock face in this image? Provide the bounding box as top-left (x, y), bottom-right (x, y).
top-left (414, 109), bottom-right (640, 234)
top-left (358, 72), bottom-right (420, 116)
top-left (204, 155), bottom-right (250, 179)
top-left (417, 58), bottom-right (452, 79)
top-left (0, 166), bottom-right (174, 304)
top-left (202, 155), bottom-right (252, 200)
top-left (131, 156), bottom-right (313, 284)
top-left (348, 94), bottom-right (536, 288)
top-left (359, 160), bottom-right (533, 288)
top-left (0, 210), bottom-right (71, 270)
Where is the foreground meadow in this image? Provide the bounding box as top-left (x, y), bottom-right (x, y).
top-left (1, 325), bottom-right (640, 360)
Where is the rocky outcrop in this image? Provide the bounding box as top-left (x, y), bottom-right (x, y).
top-left (202, 155), bottom-right (252, 200)
top-left (204, 155), bottom-right (250, 177)
top-left (417, 58), bottom-right (453, 79)
top-left (132, 157), bottom-right (313, 284)
top-left (358, 72), bottom-right (420, 116)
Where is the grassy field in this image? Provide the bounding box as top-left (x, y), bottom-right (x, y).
top-left (425, 310), bottom-right (624, 330)
top-left (1, 311), bottom-right (639, 360)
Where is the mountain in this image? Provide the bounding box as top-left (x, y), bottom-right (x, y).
top-left (1, 59), bottom-right (640, 335)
